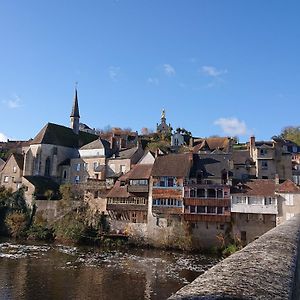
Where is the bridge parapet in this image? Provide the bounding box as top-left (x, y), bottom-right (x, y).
top-left (169, 214), bottom-right (300, 300)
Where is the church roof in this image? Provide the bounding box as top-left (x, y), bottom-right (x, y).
top-left (31, 123), bottom-right (98, 148)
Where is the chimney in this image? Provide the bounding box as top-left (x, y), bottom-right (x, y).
top-left (275, 174), bottom-right (280, 185)
top-left (249, 135), bottom-right (255, 158)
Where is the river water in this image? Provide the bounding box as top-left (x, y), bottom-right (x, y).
top-left (0, 241), bottom-right (218, 300)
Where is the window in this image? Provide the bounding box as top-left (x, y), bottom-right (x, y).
top-left (260, 149), bottom-right (267, 155)
top-left (285, 194), bottom-right (294, 206)
top-left (94, 191), bottom-right (99, 199)
top-left (286, 213), bottom-right (295, 220)
top-left (190, 205), bottom-right (196, 213)
top-left (63, 170), bottom-right (67, 179)
top-left (13, 166), bottom-right (17, 173)
top-left (207, 206), bottom-right (216, 214)
top-left (120, 165), bottom-right (126, 173)
top-left (261, 161), bottom-right (268, 170)
top-left (45, 157), bottom-right (51, 177)
top-left (167, 177), bottom-right (174, 187)
top-left (75, 175), bottom-right (80, 183)
top-left (217, 207), bottom-right (223, 214)
top-left (4, 176), bottom-right (9, 183)
top-left (241, 231), bottom-right (247, 242)
top-left (197, 206), bottom-right (206, 213)
top-left (84, 163), bottom-right (89, 171)
top-left (76, 163), bottom-right (81, 172)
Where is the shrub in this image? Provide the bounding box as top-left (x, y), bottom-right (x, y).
top-left (27, 224), bottom-right (54, 241)
top-left (5, 211), bottom-right (28, 238)
top-left (222, 244), bottom-right (238, 257)
top-left (54, 214), bottom-right (86, 243)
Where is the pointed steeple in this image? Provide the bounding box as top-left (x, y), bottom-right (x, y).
top-left (70, 85), bottom-right (80, 134)
top-left (70, 87), bottom-right (80, 118)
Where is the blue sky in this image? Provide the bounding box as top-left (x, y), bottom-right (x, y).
top-left (0, 0), bottom-right (299, 142)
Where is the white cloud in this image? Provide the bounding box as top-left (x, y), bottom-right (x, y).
top-left (163, 64), bottom-right (176, 76)
top-left (2, 95), bottom-right (22, 109)
top-left (0, 132), bottom-right (8, 142)
top-left (214, 117), bottom-right (247, 136)
top-left (108, 66), bottom-right (121, 80)
top-left (147, 77), bottom-right (159, 85)
top-left (201, 66), bottom-right (228, 77)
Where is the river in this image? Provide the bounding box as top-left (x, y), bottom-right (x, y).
top-left (0, 240), bottom-right (218, 300)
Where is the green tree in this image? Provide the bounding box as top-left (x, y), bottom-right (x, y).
top-left (280, 126), bottom-right (300, 145)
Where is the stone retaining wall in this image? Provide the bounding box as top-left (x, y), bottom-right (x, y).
top-left (169, 215), bottom-right (300, 300)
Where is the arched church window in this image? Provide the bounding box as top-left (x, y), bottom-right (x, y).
top-left (45, 157), bottom-right (51, 177)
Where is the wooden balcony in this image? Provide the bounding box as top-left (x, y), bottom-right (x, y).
top-left (127, 185), bottom-right (149, 193)
top-left (152, 187), bottom-right (183, 199)
top-left (106, 203), bottom-right (148, 212)
top-left (184, 214), bottom-right (231, 223)
top-left (152, 206), bottom-right (183, 215)
top-left (184, 198), bottom-right (231, 207)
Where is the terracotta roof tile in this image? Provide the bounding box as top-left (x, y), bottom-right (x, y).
top-left (120, 164), bottom-right (153, 180)
top-left (277, 179), bottom-right (300, 193)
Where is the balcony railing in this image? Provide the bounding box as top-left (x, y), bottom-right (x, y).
top-left (127, 185), bottom-right (149, 193)
top-left (184, 198), bottom-right (231, 207)
top-left (184, 214), bottom-right (231, 222)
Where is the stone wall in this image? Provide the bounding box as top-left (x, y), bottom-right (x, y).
top-left (169, 214), bottom-right (300, 299)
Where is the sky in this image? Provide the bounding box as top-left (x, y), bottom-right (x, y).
top-left (0, 0), bottom-right (299, 143)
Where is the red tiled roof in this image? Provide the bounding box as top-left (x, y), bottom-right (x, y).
top-left (106, 181), bottom-right (132, 198)
top-left (120, 164), bottom-right (153, 181)
top-left (277, 179), bottom-right (300, 194)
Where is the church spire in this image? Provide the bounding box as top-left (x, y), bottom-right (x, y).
top-left (70, 85), bottom-right (80, 134)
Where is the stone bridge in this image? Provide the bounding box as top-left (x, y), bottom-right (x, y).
top-left (169, 215), bottom-right (300, 300)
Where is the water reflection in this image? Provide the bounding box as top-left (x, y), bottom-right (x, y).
top-left (0, 242), bottom-right (218, 300)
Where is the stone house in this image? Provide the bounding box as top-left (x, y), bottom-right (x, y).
top-left (106, 163), bottom-right (153, 225)
top-left (0, 153), bottom-right (24, 191)
top-left (249, 136), bottom-right (292, 180)
top-left (182, 153), bottom-right (232, 248)
top-left (231, 179), bottom-right (277, 245)
top-left (276, 179), bottom-right (300, 225)
top-left (232, 148), bottom-right (256, 180)
top-left (69, 138), bottom-right (111, 184)
top-left (106, 146), bottom-right (144, 177)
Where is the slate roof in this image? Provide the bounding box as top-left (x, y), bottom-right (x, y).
top-left (190, 153), bottom-right (232, 178)
top-left (151, 153), bottom-right (192, 177)
top-left (120, 164), bottom-right (153, 181)
top-left (13, 153), bottom-right (24, 170)
top-left (232, 150), bottom-right (254, 165)
top-left (24, 176), bottom-right (60, 198)
top-left (117, 147), bottom-right (139, 159)
top-left (31, 123), bottom-right (98, 148)
top-left (277, 179), bottom-right (300, 194)
top-left (0, 158), bottom-right (5, 171)
top-left (80, 138), bottom-right (110, 150)
top-left (232, 179), bottom-right (276, 197)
